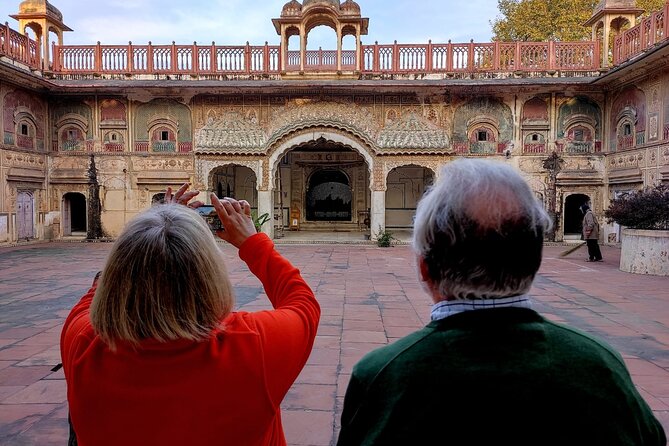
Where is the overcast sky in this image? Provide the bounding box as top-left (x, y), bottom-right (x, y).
top-left (0, 0), bottom-right (500, 47)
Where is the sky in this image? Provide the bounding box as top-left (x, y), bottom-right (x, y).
top-left (0, 0), bottom-right (500, 47)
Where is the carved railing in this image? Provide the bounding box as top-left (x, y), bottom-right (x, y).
top-left (524, 143), bottom-right (547, 153)
top-left (50, 39), bottom-right (598, 76)
top-left (360, 40), bottom-right (598, 73)
top-left (0, 22), bottom-right (40, 70)
top-left (54, 41), bottom-right (281, 75)
top-left (617, 135), bottom-right (635, 151)
top-left (613, 2), bottom-right (668, 65)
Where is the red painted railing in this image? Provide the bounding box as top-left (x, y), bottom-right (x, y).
top-left (361, 40), bottom-right (598, 73)
top-left (53, 41), bottom-right (281, 75)
top-left (524, 143), bottom-right (547, 153)
top-left (50, 40), bottom-right (598, 76)
top-left (2, 3), bottom-right (668, 78)
top-left (0, 22), bottom-right (40, 70)
top-left (613, 2), bottom-right (668, 65)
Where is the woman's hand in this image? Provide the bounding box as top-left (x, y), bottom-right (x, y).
top-left (164, 183), bottom-right (204, 209)
top-left (211, 194), bottom-right (257, 248)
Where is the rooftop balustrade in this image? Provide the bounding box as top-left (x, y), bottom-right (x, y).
top-left (1, 2), bottom-right (668, 80)
top-left (613, 2), bottom-right (668, 65)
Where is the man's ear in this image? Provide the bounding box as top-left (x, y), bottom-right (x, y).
top-left (418, 256), bottom-right (431, 283)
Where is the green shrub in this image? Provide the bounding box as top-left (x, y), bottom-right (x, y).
top-left (376, 227), bottom-right (395, 247)
top-left (605, 184), bottom-right (669, 230)
top-left (251, 211), bottom-right (271, 232)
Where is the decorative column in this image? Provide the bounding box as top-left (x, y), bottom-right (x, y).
top-left (370, 190), bottom-right (386, 240)
top-left (257, 190), bottom-right (274, 238)
top-left (336, 25), bottom-right (343, 72)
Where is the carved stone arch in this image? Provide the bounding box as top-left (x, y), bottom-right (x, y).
top-left (286, 25), bottom-right (301, 38)
top-left (266, 127), bottom-right (376, 191)
top-left (304, 14), bottom-right (338, 34)
top-left (563, 113), bottom-right (597, 131)
top-left (616, 107), bottom-right (637, 127)
top-left (467, 116), bottom-right (500, 143)
top-left (147, 115), bottom-right (179, 135)
top-left (55, 113), bottom-right (89, 133)
top-left (14, 107), bottom-right (38, 130)
top-left (23, 21), bottom-right (42, 36)
top-left (383, 160), bottom-right (439, 182)
top-left (196, 159), bottom-right (263, 193)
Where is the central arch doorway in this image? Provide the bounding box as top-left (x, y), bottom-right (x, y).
top-left (307, 169), bottom-right (352, 221)
top-left (273, 136), bottom-right (370, 237)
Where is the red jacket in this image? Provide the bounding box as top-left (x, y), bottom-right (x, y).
top-left (61, 233), bottom-right (320, 446)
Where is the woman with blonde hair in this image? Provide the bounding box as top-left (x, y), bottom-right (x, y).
top-left (61, 184), bottom-right (320, 446)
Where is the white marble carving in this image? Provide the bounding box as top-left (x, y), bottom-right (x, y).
top-left (195, 112), bottom-right (267, 153)
top-left (378, 113), bottom-right (451, 152)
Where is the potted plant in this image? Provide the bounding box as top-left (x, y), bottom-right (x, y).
top-left (605, 184), bottom-right (669, 276)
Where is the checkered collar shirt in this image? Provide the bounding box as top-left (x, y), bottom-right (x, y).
top-left (430, 295), bottom-right (533, 322)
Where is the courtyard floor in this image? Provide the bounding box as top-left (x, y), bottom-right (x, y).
top-left (0, 241), bottom-right (668, 445)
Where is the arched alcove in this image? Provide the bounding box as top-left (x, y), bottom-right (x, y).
top-left (210, 165), bottom-right (258, 208)
top-left (62, 192), bottom-right (87, 236)
top-left (307, 169), bottom-right (352, 221)
top-left (385, 166), bottom-right (435, 229)
top-left (564, 194), bottom-right (591, 236)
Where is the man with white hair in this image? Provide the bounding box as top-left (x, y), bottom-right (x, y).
top-left (337, 159), bottom-right (665, 446)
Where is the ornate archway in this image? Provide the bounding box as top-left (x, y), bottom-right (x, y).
top-left (266, 128), bottom-right (376, 235)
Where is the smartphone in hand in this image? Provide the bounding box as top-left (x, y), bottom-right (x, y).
top-left (196, 205), bottom-right (225, 232)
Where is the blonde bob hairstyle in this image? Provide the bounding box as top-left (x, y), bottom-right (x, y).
top-left (90, 203), bottom-right (234, 348)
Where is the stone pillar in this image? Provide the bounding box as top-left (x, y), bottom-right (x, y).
top-left (370, 190), bottom-right (386, 240)
top-left (257, 190), bottom-right (274, 238)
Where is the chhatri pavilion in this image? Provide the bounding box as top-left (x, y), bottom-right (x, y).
top-left (0, 0), bottom-right (668, 242)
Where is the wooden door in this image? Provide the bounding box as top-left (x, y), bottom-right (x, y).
top-left (17, 191), bottom-right (34, 239)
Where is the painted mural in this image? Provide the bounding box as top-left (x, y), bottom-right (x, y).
top-left (134, 99), bottom-right (193, 153)
top-left (452, 97), bottom-right (513, 154)
top-left (522, 97), bottom-right (549, 124)
top-left (2, 88), bottom-right (47, 151)
top-left (557, 96), bottom-right (602, 153)
top-left (609, 87), bottom-right (647, 151)
top-left (50, 100), bottom-right (94, 152)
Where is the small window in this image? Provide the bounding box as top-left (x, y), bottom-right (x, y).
top-left (161, 130), bottom-right (170, 141)
top-left (623, 123), bottom-right (632, 136)
top-left (20, 124), bottom-right (29, 136)
top-left (574, 129), bottom-right (584, 141)
top-left (532, 134), bottom-right (539, 142)
top-left (111, 133), bottom-right (117, 141)
top-left (477, 130), bottom-right (488, 142)
top-left (67, 129), bottom-right (77, 140)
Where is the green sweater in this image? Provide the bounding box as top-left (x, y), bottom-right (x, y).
top-left (337, 307), bottom-right (666, 446)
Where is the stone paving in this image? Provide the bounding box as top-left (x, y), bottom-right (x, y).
top-left (0, 241), bottom-right (668, 445)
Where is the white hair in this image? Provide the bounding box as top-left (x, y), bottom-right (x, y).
top-left (413, 159), bottom-right (553, 301)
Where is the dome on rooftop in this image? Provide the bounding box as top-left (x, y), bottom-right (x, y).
top-left (340, 0), bottom-right (361, 15)
top-left (281, 0), bottom-right (303, 17)
top-left (302, 0), bottom-right (340, 10)
top-left (18, 0), bottom-right (64, 22)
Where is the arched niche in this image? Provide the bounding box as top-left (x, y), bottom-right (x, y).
top-left (62, 192), bottom-right (87, 236)
top-left (563, 193), bottom-right (591, 237)
top-left (209, 164), bottom-right (258, 208)
top-left (306, 169), bottom-right (352, 221)
top-left (385, 165), bottom-right (435, 229)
